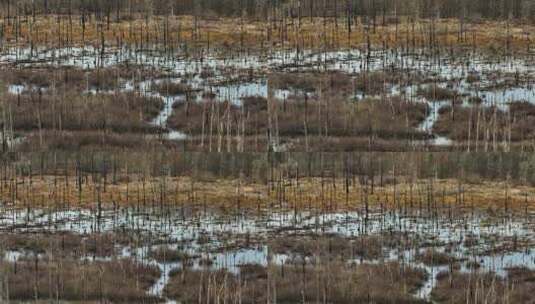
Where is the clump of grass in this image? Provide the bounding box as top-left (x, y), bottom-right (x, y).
top-left (354, 71), bottom-right (394, 95)
top-left (433, 102), bottom-right (535, 142)
top-left (431, 270), bottom-right (518, 303)
top-left (3, 91), bottom-right (163, 134)
top-left (268, 72), bottom-right (318, 92)
top-left (270, 234), bottom-right (385, 260)
top-left (268, 72), bottom-right (352, 94)
top-left (507, 267), bottom-right (535, 282)
top-left (431, 271), bottom-right (504, 303)
top-left (239, 264), bottom-right (268, 280)
top-left (165, 262), bottom-right (427, 303)
top-left (465, 260), bottom-right (481, 269)
top-left (2, 66), bottom-right (165, 93)
top-left (151, 81), bottom-right (195, 96)
top-left (198, 257), bottom-right (214, 267)
top-left (509, 101), bottom-right (535, 115)
top-left (149, 247), bottom-right (196, 263)
top-left (165, 269), bottom-right (237, 302)
top-left (355, 71), bottom-right (424, 96)
top-left (506, 267), bottom-right (535, 303)
top-left (6, 68), bottom-right (55, 88)
top-left (0, 232), bottom-right (121, 257)
top-left (87, 69), bottom-right (121, 91)
top-left (167, 95), bottom-right (428, 145)
top-left (17, 131), bottom-right (164, 151)
top-left (325, 71), bottom-right (354, 94)
top-left (350, 97), bottom-right (429, 138)
top-left (200, 68), bottom-right (215, 79)
top-left (242, 96), bottom-right (268, 111)
top-left (417, 85), bottom-right (458, 101)
top-left (0, 259), bottom-right (161, 302)
top-left (416, 249), bottom-right (458, 266)
top-left (466, 73), bottom-right (481, 84)
top-left (463, 235), bottom-right (480, 247)
top-left (467, 96), bottom-right (483, 104)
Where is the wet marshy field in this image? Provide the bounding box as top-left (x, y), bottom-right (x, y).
top-left (0, 150), bottom-right (535, 303)
top-left (1, 201), bottom-right (534, 303)
top-left (2, 45), bottom-right (535, 152)
top-left (2, 11), bottom-right (535, 304)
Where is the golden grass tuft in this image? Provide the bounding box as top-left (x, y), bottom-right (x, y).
top-left (1, 16), bottom-right (533, 53)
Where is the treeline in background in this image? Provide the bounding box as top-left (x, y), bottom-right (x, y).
top-left (0, 0), bottom-right (533, 22)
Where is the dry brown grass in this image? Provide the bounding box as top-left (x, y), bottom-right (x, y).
top-left (0, 232), bottom-right (136, 258)
top-left (165, 262), bottom-right (427, 303)
top-left (16, 131), bottom-right (164, 151)
top-left (167, 94), bottom-right (428, 143)
top-left (2, 66), bottom-right (164, 92)
top-left (0, 174), bottom-right (268, 209)
top-left (0, 258), bottom-right (160, 302)
top-left (431, 271), bottom-right (506, 304)
top-left (431, 268), bottom-right (535, 304)
top-left (2, 173), bottom-right (534, 213)
top-left (149, 247), bottom-right (198, 263)
top-left (270, 235), bottom-right (385, 260)
top-left (151, 81), bottom-right (196, 96)
top-left (354, 71), bottom-right (424, 96)
top-left (2, 90), bottom-right (164, 134)
top-left (417, 86), bottom-right (460, 101)
top-left (433, 102), bottom-right (535, 142)
top-left (415, 249), bottom-right (458, 266)
top-left (1, 16), bottom-right (533, 52)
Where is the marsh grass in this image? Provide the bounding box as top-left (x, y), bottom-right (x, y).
top-left (2, 16), bottom-right (534, 53)
top-left (164, 262), bottom-right (427, 303)
top-left (417, 86), bottom-right (459, 101)
top-left (433, 102), bottom-right (535, 143)
top-left (0, 232), bottom-right (136, 258)
top-left (2, 91), bottom-right (164, 133)
top-left (270, 235), bottom-right (385, 260)
top-left (151, 81), bottom-right (196, 96)
top-left (167, 94), bottom-right (429, 146)
top-left (149, 247), bottom-right (198, 263)
top-left (0, 259), bottom-right (160, 302)
top-left (416, 250), bottom-right (459, 266)
top-left (431, 268), bottom-right (535, 304)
